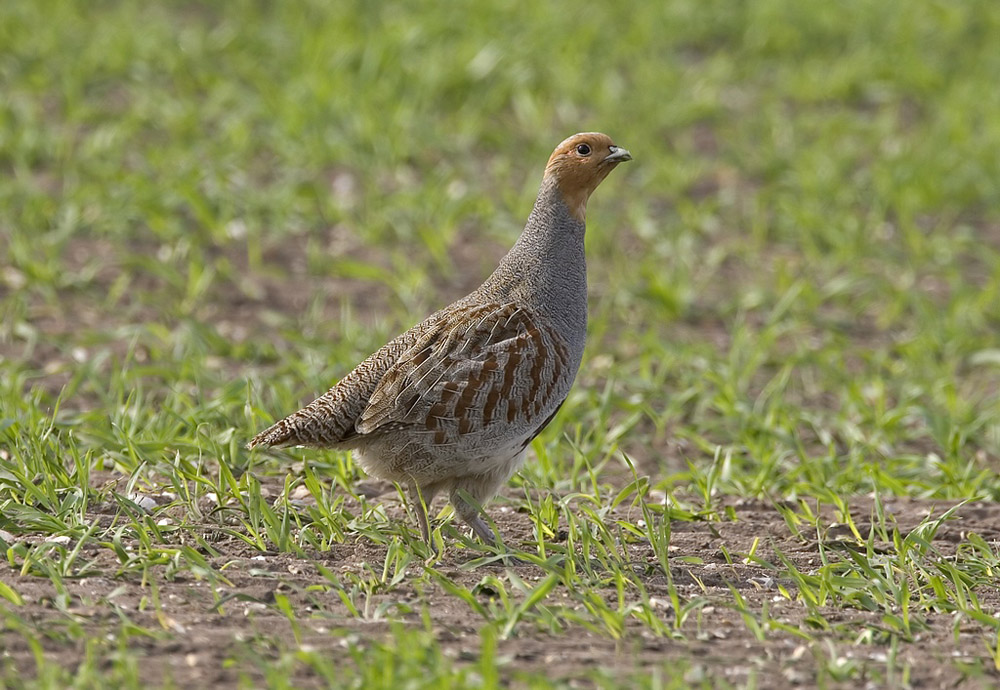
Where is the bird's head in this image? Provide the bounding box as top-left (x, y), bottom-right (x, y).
top-left (543, 132), bottom-right (632, 222)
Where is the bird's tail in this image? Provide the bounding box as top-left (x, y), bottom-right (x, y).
top-left (246, 419), bottom-right (297, 450)
top-left (246, 391), bottom-right (360, 451)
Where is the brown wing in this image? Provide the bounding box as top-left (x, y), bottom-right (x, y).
top-left (356, 302), bottom-right (572, 446)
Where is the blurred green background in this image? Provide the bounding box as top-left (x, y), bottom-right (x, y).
top-left (2, 0), bottom-right (1000, 522)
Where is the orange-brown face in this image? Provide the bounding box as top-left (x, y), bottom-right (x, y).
top-left (543, 132), bottom-right (631, 221)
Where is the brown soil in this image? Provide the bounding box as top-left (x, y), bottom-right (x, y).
top-left (3, 494), bottom-right (999, 688)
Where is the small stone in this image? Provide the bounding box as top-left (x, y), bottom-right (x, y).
top-left (128, 493), bottom-right (158, 512)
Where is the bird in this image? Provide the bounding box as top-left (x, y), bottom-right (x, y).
top-left (248, 132), bottom-right (631, 548)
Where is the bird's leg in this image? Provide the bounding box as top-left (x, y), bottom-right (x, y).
top-left (451, 484), bottom-right (531, 566)
top-left (450, 488), bottom-right (498, 546)
top-left (408, 482), bottom-right (439, 545)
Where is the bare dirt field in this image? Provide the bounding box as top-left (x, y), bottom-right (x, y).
top-left (4, 491), bottom-right (999, 688)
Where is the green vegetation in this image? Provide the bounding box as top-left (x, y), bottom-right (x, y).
top-left (2, 0), bottom-right (999, 687)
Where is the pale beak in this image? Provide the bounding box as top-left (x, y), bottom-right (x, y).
top-left (603, 145), bottom-right (632, 164)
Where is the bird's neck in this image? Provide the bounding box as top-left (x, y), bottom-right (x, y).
top-left (479, 177), bottom-right (589, 348)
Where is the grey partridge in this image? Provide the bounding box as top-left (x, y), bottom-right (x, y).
top-left (248, 132), bottom-right (631, 547)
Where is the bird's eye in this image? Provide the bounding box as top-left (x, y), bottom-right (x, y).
top-left (575, 144), bottom-right (592, 156)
